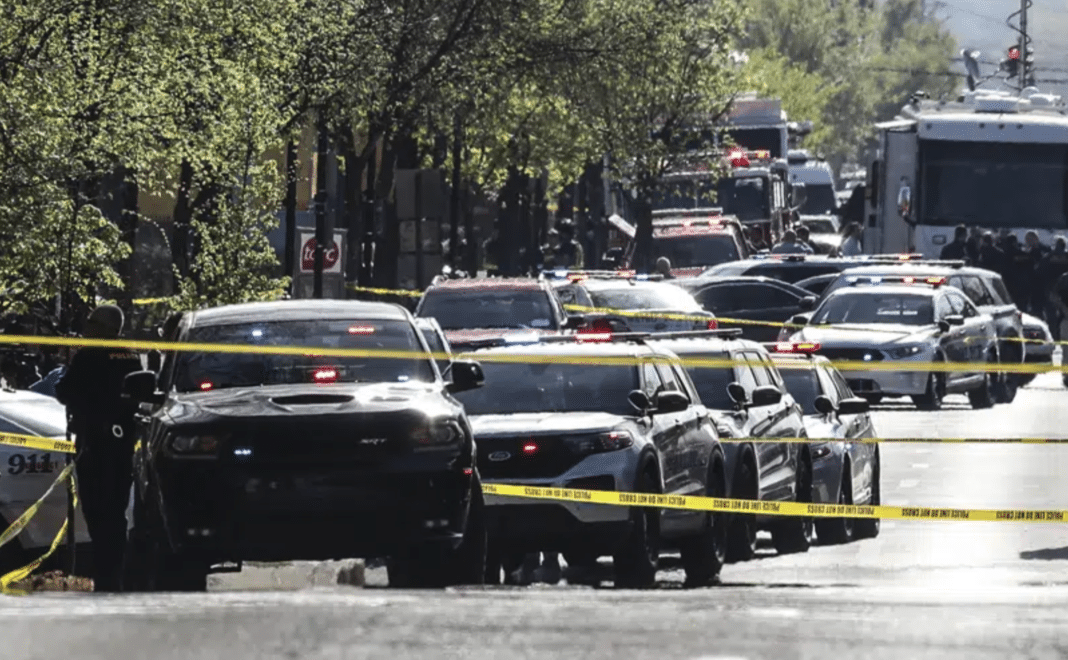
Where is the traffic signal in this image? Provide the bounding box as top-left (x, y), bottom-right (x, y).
top-left (1024, 45), bottom-right (1035, 85)
top-left (1002, 45), bottom-right (1020, 78)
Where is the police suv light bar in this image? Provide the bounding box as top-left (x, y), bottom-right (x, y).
top-left (847, 275), bottom-right (947, 287)
top-left (765, 342), bottom-right (822, 353)
top-left (652, 208), bottom-right (724, 218)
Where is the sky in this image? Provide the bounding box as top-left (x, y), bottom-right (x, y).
top-left (933, 0), bottom-right (1068, 95)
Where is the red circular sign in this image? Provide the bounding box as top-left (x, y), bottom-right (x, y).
top-left (301, 238), bottom-right (340, 271)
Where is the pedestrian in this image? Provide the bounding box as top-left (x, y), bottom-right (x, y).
top-left (965, 226), bottom-right (982, 264)
top-left (839, 223), bottom-right (863, 256)
top-left (770, 230), bottom-right (812, 254)
top-left (481, 224), bottom-right (502, 275)
top-left (939, 224), bottom-right (970, 262)
top-left (1001, 234), bottom-right (1032, 309)
top-left (655, 256), bottom-right (675, 279)
top-left (978, 232), bottom-right (1004, 274)
top-left (55, 305), bottom-right (144, 593)
top-left (554, 219), bottom-right (585, 269)
top-left (1037, 237), bottom-right (1068, 339)
top-left (1051, 271), bottom-right (1068, 383)
top-left (795, 225), bottom-right (819, 253)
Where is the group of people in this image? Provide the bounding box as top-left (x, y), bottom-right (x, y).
top-left (938, 225), bottom-right (1068, 339)
top-left (481, 218), bottom-right (585, 275)
top-left (767, 222), bottom-right (864, 257)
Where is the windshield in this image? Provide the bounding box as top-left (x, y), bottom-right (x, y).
top-left (778, 366), bottom-right (822, 415)
top-left (174, 319), bottom-right (436, 392)
top-left (799, 185), bottom-right (838, 215)
top-left (717, 176), bottom-right (770, 222)
top-left (452, 361), bottom-right (638, 416)
top-left (650, 176), bottom-right (718, 211)
top-left (588, 284), bottom-right (701, 311)
top-left (801, 217), bottom-right (839, 234)
top-left (653, 234), bottom-right (740, 268)
top-left (920, 140), bottom-right (1068, 230)
top-left (812, 292), bottom-right (934, 326)
top-left (725, 127), bottom-right (783, 158)
top-left (419, 290), bottom-right (557, 330)
top-left (684, 366), bottom-right (736, 410)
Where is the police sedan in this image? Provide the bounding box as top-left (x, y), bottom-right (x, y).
top-left (766, 342), bottom-right (880, 545)
top-left (786, 276), bottom-right (1000, 411)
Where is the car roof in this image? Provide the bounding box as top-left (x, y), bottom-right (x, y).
top-left (647, 336), bottom-right (763, 356)
top-left (826, 283), bottom-right (942, 297)
top-left (768, 352), bottom-right (832, 366)
top-left (426, 278), bottom-right (547, 292)
top-left (836, 264), bottom-right (993, 277)
top-left (577, 279), bottom-right (685, 291)
top-left (682, 275), bottom-right (809, 294)
top-left (459, 341), bottom-right (665, 361)
top-left (187, 300), bottom-right (411, 327)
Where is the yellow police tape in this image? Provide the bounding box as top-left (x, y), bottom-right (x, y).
top-left (0, 432), bottom-right (76, 454)
top-left (0, 462), bottom-right (75, 553)
top-left (0, 332), bottom-right (1058, 375)
top-left (0, 469), bottom-right (78, 589)
top-left (482, 483), bottom-right (1068, 523)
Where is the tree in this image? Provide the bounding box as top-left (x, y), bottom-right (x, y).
top-left (566, 0), bottom-right (743, 270)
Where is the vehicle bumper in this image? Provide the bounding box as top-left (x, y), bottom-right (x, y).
top-left (153, 451), bottom-right (474, 562)
top-left (842, 366), bottom-right (929, 397)
top-left (1024, 343), bottom-right (1055, 364)
top-left (482, 450), bottom-right (638, 552)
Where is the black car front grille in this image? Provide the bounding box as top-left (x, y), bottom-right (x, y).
top-left (816, 347), bottom-right (884, 362)
top-left (478, 436), bottom-right (586, 479)
top-left (224, 417), bottom-right (420, 466)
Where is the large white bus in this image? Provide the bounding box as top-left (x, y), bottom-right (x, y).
top-left (867, 87), bottom-right (1068, 257)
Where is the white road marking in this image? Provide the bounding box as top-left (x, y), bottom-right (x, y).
top-left (898, 479), bottom-right (919, 489)
top-left (913, 448), bottom-right (932, 454)
top-left (742, 607), bottom-right (802, 619)
top-left (910, 463), bottom-right (929, 469)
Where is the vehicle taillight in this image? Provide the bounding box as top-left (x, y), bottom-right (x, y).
top-left (707, 318), bottom-right (719, 330)
top-left (313, 368), bottom-right (339, 383)
top-left (578, 318), bottom-right (614, 342)
top-left (774, 342), bottom-right (821, 353)
top-left (199, 381), bottom-right (214, 391)
top-left (347, 325), bottom-right (375, 335)
top-left (522, 441), bottom-right (538, 455)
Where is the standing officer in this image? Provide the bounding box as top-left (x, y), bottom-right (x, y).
top-left (55, 305), bottom-right (143, 593)
top-left (1037, 237), bottom-right (1068, 340)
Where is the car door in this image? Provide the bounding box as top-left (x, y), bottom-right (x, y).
top-left (935, 292), bottom-right (969, 387)
top-left (693, 284), bottom-right (740, 320)
top-left (731, 284), bottom-right (805, 342)
top-left (947, 290), bottom-right (989, 373)
top-left (640, 361), bottom-right (677, 491)
top-left (650, 360), bottom-right (690, 499)
top-left (823, 365), bottom-right (875, 506)
top-left (663, 361), bottom-right (710, 499)
top-left (741, 351), bottom-right (794, 501)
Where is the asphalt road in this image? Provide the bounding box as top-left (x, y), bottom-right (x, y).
top-left (5, 372), bottom-right (1068, 659)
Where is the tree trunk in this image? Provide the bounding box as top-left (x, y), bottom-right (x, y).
top-left (283, 140), bottom-right (298, 285)
top-left (339, 126), bottom-right (363, 288)
top-left (372, 136), bottom-right (399, 288)
top-left (115, 166), bottom-right (138, 318)
top-left (172, 159), bottom-right (194, 291)
top-left (633, 193), bottom-right (654, 273)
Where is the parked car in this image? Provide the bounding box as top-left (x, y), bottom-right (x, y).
top-left (1020, 313), bottom-right (1055, 386)
top-left (766, 342), bottom-right (880, 544)
top-left (678, 276), bottom-right (817, 342)
top-left (415, 316), bottom-right (452, 376)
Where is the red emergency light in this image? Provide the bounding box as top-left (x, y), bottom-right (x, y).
top-left (568, 273), bottom-right (588, 282)
top-left (728, 149), bottom-right (749, 168)
top-left (522, 441), bottom-right (538, 455)
top-left (707, 319), bottom-right (719, 330)
top-left (313, 367), bottom-right (340, 383)
top-left (347, 325), bottom-right (375, 335)
top-left (774, 342), bottom-right (821, 353)
top-left (577, 318), bottom-right (615, 342)
top-left (199, 381), bottom-right (214, 391)
top-left (616, 269), bottom-right (636, 278)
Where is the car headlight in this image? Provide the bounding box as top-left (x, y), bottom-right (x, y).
top-left (886, 344), bottom-right (924, 359)
top-left (168, 433), bottom-right (226, 455)
top-left (565, 430), bottom-right (635, 455)
top-left (412, 420), bottom-right (463, 447)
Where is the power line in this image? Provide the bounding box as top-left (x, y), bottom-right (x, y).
top-left (858, 64), bottom-right (1068, 84)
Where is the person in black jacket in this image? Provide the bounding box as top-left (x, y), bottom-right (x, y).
top-left (55, 305), bottom-right (144, 593)
top-left (940, 225), bottom-right (970, 262)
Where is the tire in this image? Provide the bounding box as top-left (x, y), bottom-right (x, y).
top-left (613, 469), bottom-right (660, 589)
top-left (389, 473), bottom-right (487, 589)
top-left (968, 354), bottom-right (996, 410)
top-left (912, 369), bottom-right (944, 411)
top-left (772, 455), bottom-right (814, 555)
top-left (855, 451), bottom-right (881, 539)
top-left (995, 342), bottom-right (1021, 403)
top-left (125, 487), bottom-right (208, 593)
top-left (726, 458), bottom-right (757, 563)
top-left (815, 465), bottom-right (855, 545)
top-left (680, 454), bottom-right (728, 587)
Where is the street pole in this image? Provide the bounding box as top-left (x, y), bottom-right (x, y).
top-left (63, 202), bottom-right (76, 577)
top-left (1020, 0), bottom-right (1029, 89)
top-left (314, 119), bottom-right (328, 299)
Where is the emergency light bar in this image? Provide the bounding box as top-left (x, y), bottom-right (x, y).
top-left (847, 275), bottom-right (947, 287)
top-left (544, 269), bottom-right (663, 282)
top-left (767, 342), bottom-right (822, 354)
top-left (462, 328), bottom-right (744, 350)
top-left (727, 149), bottom-right (773, 168)
top-left (652, 208), bottom-right (724, 218)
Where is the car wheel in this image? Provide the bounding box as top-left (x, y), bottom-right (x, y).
top-left (680, 453), bottom-right (728, 587)
top-left (968, 354), bottom-right (996, 409)
top-left (815, 465), bottom-right (855, 545)
top-left (912, 369), bottom-right (944, 411)
top-left (772, 455), bottom-right (814, 555)
top-left (855, 451), bottom-right (881, 539)
top-left (726, 458), bottom-right (758, 563)
top-left (388, 472), bottom-right (487, 589)
top-left (125, 487), bottom-right (208, 593)
top-left (613, 469), bottom-right (660, 589)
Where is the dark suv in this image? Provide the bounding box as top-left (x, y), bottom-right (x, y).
top-left (648, 332), bottom-right (814, 561)
top-left (122, 300), bottom-right (487, 591)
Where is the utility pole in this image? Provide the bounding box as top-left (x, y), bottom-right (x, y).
top-left (1019, 0), bottom-right (1029, 89)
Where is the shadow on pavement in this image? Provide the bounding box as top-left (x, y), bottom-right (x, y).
top-left (1020, 546), bottom-right (1068, 561)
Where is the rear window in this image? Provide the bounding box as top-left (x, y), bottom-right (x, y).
top-left (778, 366), bottom-right (822, 415)
top-left (419, 289), bottom-right (557, 331)
top-left (587, 284), bottom-right (702, 311)
top-left (684, 365), bottom-right (737, 410)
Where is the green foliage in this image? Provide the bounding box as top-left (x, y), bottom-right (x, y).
top-left (741, 0), bottom-right (958, 166)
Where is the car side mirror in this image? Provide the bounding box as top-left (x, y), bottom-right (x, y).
top-left (750, 385), bottom-right (783, 408)
top-left (791, 183), bottom-right (807, 210)
top-left (726, 382), bottom-right (748, 406)
top-left (123, 370), bottom-right (161, 404)
top-left (654, 390), bottom-right (690, 414)
top-left (944, 314), bottom-right (965, 326)
top-left (813, 394), bottom-right (836, 415)
top-left (788, 313), bottom-right (812, 328)
top-left (837, 396), bottom-right (870, 415)
top-left (798, 296), bottom-right (817, 311)
top-left (628, 389), bottom-right (652, 414)
top-left (447, 360), bottom-right (484, 393)
top-left (562, 314), bottom-right (586, 329)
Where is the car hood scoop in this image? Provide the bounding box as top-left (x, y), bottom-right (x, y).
top-left (270, 393), bottom-right (355, 406)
